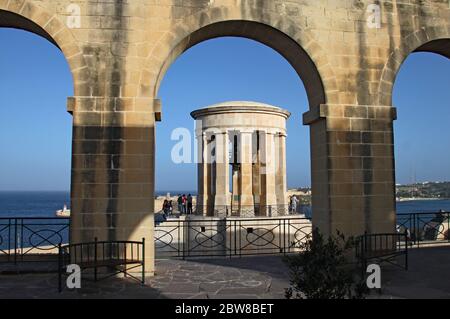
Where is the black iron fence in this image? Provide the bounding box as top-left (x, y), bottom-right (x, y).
top-left (0, 217), bottom-right (69, 263)
top-left (159, 204), bottom-right (296, 218)
top-left (1, 212), bottom-right (449, 264)
top-left (396, 212), bottom-right (450, 247)
top-left (356, 232), bottom-right (408, 271)
top-left (154, 216), bottom-right (313, 258)
top-left (58, 238), bottom-right (145, 292)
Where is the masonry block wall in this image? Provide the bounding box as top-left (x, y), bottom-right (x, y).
top-left (0, 0), bottom-right (449, 273)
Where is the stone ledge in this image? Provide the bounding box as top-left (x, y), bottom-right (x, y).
top-left (67, 96), bottom-right (159, 115)
top-left (303, 104), bottom-right (397, 125)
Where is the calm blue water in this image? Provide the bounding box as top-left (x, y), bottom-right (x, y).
top-left (1, 192), bottom-right (449, 250)
top-left (1, 192), bottom-right (449, 218)
top-left (0, 191), bottom-right (70, 218)
top-left (0, 191), bottom-right (198, 218)
top-left (397, 200), bottom-right (450, 214)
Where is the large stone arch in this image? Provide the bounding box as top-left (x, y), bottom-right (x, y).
top-left (138, 6), bottom-right (337, 109)
top-left (378, 25), bottom-right (450, 106)
top-left (0, 1), bottom-right (89, 96)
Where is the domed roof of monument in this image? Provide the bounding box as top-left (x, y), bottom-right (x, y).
top-left (191, 101), bottom-right (291, 119)
top-left (207, 101), bottom-right (280, 109)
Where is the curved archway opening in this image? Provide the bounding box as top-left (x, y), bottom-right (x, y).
top-left (0, 10), bottom-right (59, 48)
top-left (0, 23), bottom-right (73, 218)
top-left (413, 39), bottom-right (450, 59)
top-left (155, 33), bottom-right (317, 221)
top-left (153, 20), bottom-right (326, 109)
top-left (392, 39), bottom-right (450, 215)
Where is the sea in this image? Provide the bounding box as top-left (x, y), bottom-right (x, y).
top-left (1, 191), bottom-right (450, 251)
top-left (0, 191), bottom-right (197, 218)
top-left (1, 191), bottom-right (450, 218)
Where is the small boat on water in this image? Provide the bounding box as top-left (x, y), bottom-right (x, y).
top-left (56, 204), bottom-right (71, 217)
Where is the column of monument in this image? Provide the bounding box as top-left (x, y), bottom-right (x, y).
top-left (213, 131), bottom-right (230, 217)
top-left (252, 132), bottom-right (261, 215)
top-left (197, 132), bottom-right (210, 216)
top-left (206, 134), bottom-right (214, 216)
top-left (276, 133), bottom-right (288, 214)
top-left (260, 131), bottom-right (277, 216)
top-left (239, 130), bottom-right (255, 217)
top-left (230, 132), bottom-right (239, 215)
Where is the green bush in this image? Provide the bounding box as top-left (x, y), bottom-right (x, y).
top-left (284, 228), bottom-right (367, 299)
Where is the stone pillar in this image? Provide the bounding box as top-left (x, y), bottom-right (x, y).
top-left (230, 131), bottom-right (240, 215)
top-left (275, 133), bottom-right (288, 214)
top-left (260, 131), bottom-right (277, 216)
top-left (252, 131), bottom-right (261, 213)
top-left (207, 134), bottom-right (215, 216)
top-left (303, 104), bottom-right (397, 237)
top-left (197, 132), bottom-right (210, 216)
top-left (239, 130), bottom-right (255, 217)
top-left (70, 97), bottom-right (156, 275)
top-left (213, 131), bottom-right (230, 217)
top-left (231, 166), bottom-right (240, 215)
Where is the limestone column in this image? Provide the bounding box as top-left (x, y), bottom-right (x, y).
top-left (275, 133), bottom-right (288, 215)
top-left (303, 104), bottom-right (397, 237)
top-left (230, 132), bottom-right (240, 215)
top-left (239, 130), bottom-right (255, 217)
top-left (260, 131), bottom-right (277, 216)
top-left (231, 166), bottom-right (240, 215)
top-left (70, 96), bottom-right (156, 275)
top-left (207, 134), bottom-right (215, 216)
top-left (252, 131), bottom-right (262, 214)
top-left (214, 131), bottom-right (230, 217)
top-left (196, 132), bottom-right (209, 216)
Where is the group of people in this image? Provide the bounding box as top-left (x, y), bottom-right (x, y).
top-left (162, 194), bottom-right (194, 218)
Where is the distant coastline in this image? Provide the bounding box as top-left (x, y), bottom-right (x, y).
top-left (397, 197), bottom-right (449, 202)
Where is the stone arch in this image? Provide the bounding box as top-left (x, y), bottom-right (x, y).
top-left (138, 6), bottom-right (337, 109)
top-left (0, 1), bottom-right (89, 96)
top-left (378, 25), bottom-right (450, 106)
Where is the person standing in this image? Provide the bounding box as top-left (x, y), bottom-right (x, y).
top-left (168, 200), bottom-right (173, 216)
top-left (177, 194), bottom-right (183, 215)
top-left (291, 196), bottom-right (299, 214)
top-left (182, 194), bottom-right (187, 214)
top-left (162, 200), bottom-right (169, 220)
top-left (187, 194), bottom-right (193, 215)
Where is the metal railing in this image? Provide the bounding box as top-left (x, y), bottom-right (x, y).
top-left (159, 204), bottom-right (296, 218)
top-left (154, 216), bottom-right (313, 258)
top-left (58, 238), bottom-right (145, 292)
top-left (0, 217), bottom-right (70, 263)
top-left (1, 211), bottom-right (449, 264)
top-left (356, 232), bottom-right (408, 271)
top-left (396, 212), bottom-right (450, 247)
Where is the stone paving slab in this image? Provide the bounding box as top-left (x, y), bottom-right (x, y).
top-left (1, 248), bottom-right (450, 299)
top-left (376, 246), bottom-right (450, 299)
top-left (0, 256), bottom-right (290, 299)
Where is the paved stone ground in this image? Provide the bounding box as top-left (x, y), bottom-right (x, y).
top-left (378, 246), bottom-right (450, 299)
top-left (0, 247), bottom-right (450, 299)
top-left (0, 256), bottom-right (290, 299)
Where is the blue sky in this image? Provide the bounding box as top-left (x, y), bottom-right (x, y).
top-left (0, 29), bottom-right (449, 191)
